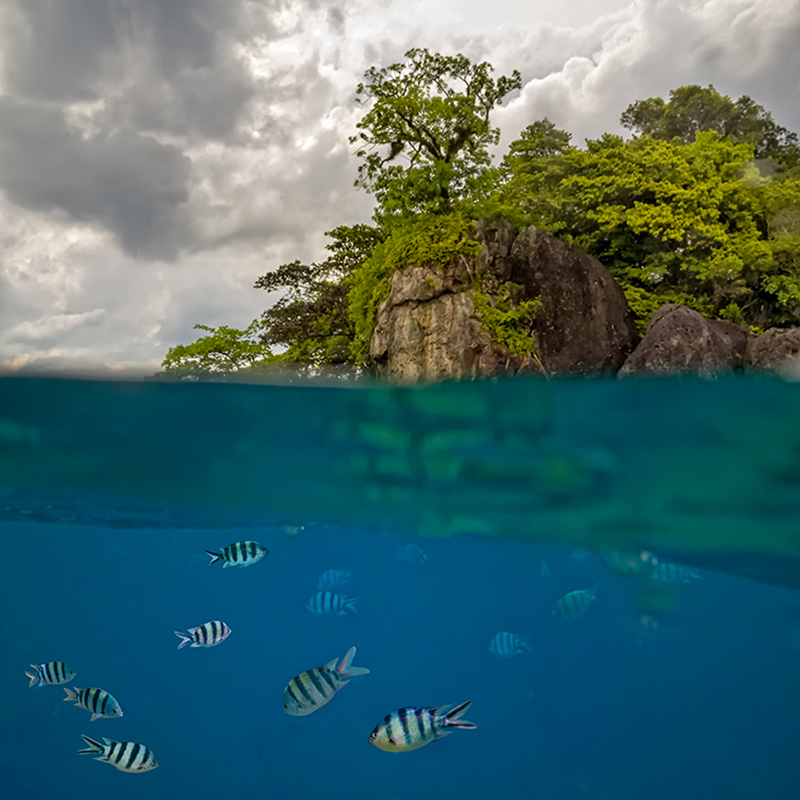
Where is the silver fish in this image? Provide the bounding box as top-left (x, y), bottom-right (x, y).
top-left (552, 584), bottom-right (599, 621)
top-left (64, 687), bottom-right (123, 721)
top-left (76, 735), bottom-right (158, 773)
top-left (25, 661), bottom-right (75, 687)
top-left (204, 540), bottom-right (268, 568)
top-left (306, 591), bottom-right (358, 616)
top-left (174, 620), bottom-right (231, 649)
top-left (369, 701), bottom-right (476, 752)
top-left (283, 646), bottom-right (369, 716)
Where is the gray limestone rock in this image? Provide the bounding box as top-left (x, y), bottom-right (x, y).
top-left (369, 219), bottom-right (640, 382)
top-left (618, 304), bottom-right (751, 377)
top-left (747, 327), bottom-right (800, 376)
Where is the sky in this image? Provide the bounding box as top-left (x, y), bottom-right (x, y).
top-left (0, 0), bottom-right (799, 376)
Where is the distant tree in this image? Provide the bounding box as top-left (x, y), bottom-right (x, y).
top-left (159, 322), bottom-right (273, 378)
top-left (620, 85), bottom-right (800, 170)
top-left (350, 48), bottom-right (521, 222)
top-left (254, 224), bottom-right (386, 367)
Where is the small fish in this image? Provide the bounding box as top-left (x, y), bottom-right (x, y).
top-left (204, 540), bottom-right (269, 568)
top-left (283, 525), bottom-right (304, 537)
top-left (368, 701), bottom-right (476, 752)
top-left (174, 620), bottom-right (231, 649)
top-left (64, 687), bottom-right (123, 721)
top-left (306, 591), bottom-right (358, 616)
top-left (317, 569), bottom-right (352, 590)
top-left (25, 661), bottom-right (75, 687)
top-left (552, 584), bottom-right (599, 621)
top-left (648, 560), bottom-right (702, 584)
top-left (488, 631), bottom-right (532, 658)
top-left (539, 560), bottom-right (551, 578)
top-left (283, 645), bottom-right (369, 716)
top-left (76, 735), bottom-right (158, 773)
top-left (394, 543), bottom-right (428, 563)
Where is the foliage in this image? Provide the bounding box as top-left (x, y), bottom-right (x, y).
top-left (350, 48), bottom-right (521, 223)
top-left (496, 123), bottom-right (800, 330)
top-left (348, 212), bottom-right (481, 363)
top-left (254, 224), bottom-right (386, 367)
top-left (471, 289), bottom-right (542, 355)
top-left (160, 322), bottom-right (274, 378)
top-left (620, 84), bottom-right (800, 170)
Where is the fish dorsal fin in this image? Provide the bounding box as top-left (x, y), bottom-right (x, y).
top-left (324, 658), bottom-right (338, 671)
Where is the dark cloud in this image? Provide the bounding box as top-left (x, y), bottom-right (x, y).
top-left (0, 98), bottom-right (194, 259)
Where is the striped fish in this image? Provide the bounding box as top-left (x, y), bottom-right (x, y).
top-left (204, 540), bottom-right (269, 568)
top-left (368, 701), bottom-right (476, 752)
top-left (64, 687), bottom-right (123, 721)
top-left (393, 543), bottom-right (428, 563)
top-left (25, 661), bottom-right (75, 688)
top-left (552, 583), bottom-right (599, 621)
top-left (283, 645), bottom-right (370, 716)
top-left (306, 591), bottom-right (358, 616)
top-left (488, 631), bottom-right (532, 658)
top-left (174, 620), bottom-right (231, 649)
top-left (316, 569), bottom-right (352, 590)
top-left (76, 735), bottom-right (158, 773)
top-left (649, 560), bottom-right (702, 584)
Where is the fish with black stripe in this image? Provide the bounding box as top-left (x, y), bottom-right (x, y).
top-left (204, 540), bottom-right (269, 568)
top-left (76, 735), bottom-right (158, 773)
top-left (552, 583), bottom-right (599, 621)
top-left (64, 686), bottom-right (123, 721)
top-left (283, 645), bottom-right (369, 716)
top-left (174, 620), bottom-right (231, 649)
top-left (317, 569), bottom-right (352, 590)
top-left (25, 661), bottom-right (75, 687)
top-left (368, 701), bottom-right (476, 752)
top-left (306, 590), bottom-right (358, 615)
top-left (488, 631), bottom-right (532, 658)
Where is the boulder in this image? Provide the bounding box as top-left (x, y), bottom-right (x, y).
top-left (506, 227), bottom-right (639, 375)
top-left (618, 304), bottom-right (751, 377)
top-left (747, 328), bottom-right (800, 376)
top-left (369, 220), bottom-right (640, 381)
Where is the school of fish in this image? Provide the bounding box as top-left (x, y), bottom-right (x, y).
top-left (25, 538), bottom-right (701, 774)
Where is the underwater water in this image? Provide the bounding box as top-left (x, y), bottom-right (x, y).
top-left (1, 374), bottom-right (800, 800)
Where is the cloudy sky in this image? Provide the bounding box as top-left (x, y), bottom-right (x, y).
top-left (1, 0), bottom-right (798, 375)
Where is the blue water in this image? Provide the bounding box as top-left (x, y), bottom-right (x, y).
top-left (2, 375), bottom-right (800, 799)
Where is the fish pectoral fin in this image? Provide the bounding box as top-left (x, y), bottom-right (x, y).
top-left (90, 713), bottom-right (100, 722)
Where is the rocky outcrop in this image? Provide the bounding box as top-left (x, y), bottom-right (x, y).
top-left (618, 304), bottom-right (751, 377)
top-left (747, 328), bottom-right (800, 375)
top-left (370, 219), bottom-right (640, 382)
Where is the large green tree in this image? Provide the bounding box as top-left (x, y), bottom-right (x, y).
top-left (620, 85), bottom-right (800, 170)
top-left (497, 123), bottom-right (800, 330)
top-left (350, 48), bottom-right (521, 222)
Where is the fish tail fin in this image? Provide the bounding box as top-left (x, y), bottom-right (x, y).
top-left (204, 550), bottom-right (223, 566)
top-left (63, 687), bottom-right (78, 703)
top-left (442, 700), bottom-right (477, 730)
top-left (76, 735), bottom-right (104, 756)
top-left (520, 635), bottom-right (533, 652)
top-left (345, 597), bottom-right (359, 614)
top-left (338, 646), bottom-right (370, 678)
top-left (25, 667), bottom-right (40, 688)
top-left (591, 582), bottom-right (600, 600)
top-left (174, 631), bottom-right (193, 650)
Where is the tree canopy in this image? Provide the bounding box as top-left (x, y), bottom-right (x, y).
top-left (350, 48), bottom-right (521, 222)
